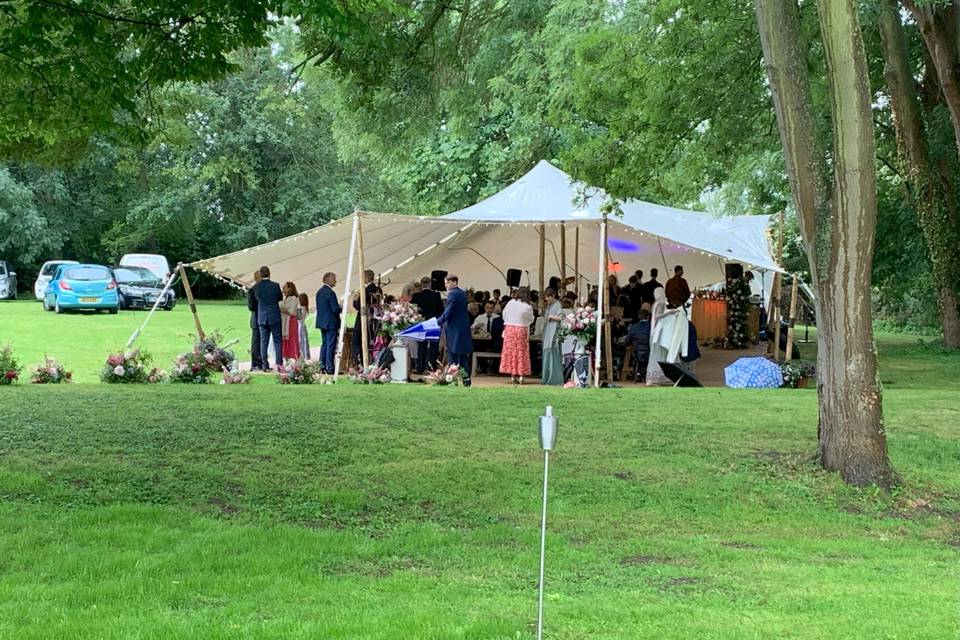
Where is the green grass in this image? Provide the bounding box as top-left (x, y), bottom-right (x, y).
top-left (0, 301), bottom-right (958, 638)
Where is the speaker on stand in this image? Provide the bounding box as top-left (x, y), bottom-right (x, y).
top-left (431, 270), bottom-right (448, 290)
top-left (725, 263), bottom-right (744, 281)
top-left (506, 268), bottom-right (522, 289)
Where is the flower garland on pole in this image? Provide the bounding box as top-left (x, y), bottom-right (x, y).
top-left (725, 276), bottom-right (751, 349)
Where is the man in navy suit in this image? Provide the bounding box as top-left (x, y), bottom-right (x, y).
top-left (315, 271), bottom-right (341, 374)
top-left (247, 269), bottom-right (263, 371)
top-left (437, 273), bottom-right (473, 386)
top-left (251, 265), bottom-right (283, 370)
top-left (411, 275), bottom-right (443, 373)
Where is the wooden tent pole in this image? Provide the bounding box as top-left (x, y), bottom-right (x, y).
top-left (574, 227), bottom-right (580, 301)
top-left (785, 274), bottom-right (800, 363)
top-left (538, 224), bottom-right (546, 312)
top-left (177, 263), bottom-right (205, 340)
top-left (560, 222), bottom-right (567, 292)
top-left (603, 246), bottom-right (614, 386)
top-left (356, 214), bottom-right (370, 368)
top-left (333, 212), bottom-right (360, 380)
top-left (770, 274), bottom-right (782, 360)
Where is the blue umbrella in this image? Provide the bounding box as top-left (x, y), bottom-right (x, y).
top-left (724, 356), bottom-right (782, 388)
top-left (396, 317), bottom-right (441, 342)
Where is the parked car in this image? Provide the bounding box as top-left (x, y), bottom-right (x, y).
top-left (119, 254), bottom-right (171, 281)
top-left (42, 264), bottom-right (119, 314)
top-left (113, 266), bottom-right (176, 310)
top-left (0, 260), bottom-right (16, 300)
top-left (35, 260), bottom-right (79, 300)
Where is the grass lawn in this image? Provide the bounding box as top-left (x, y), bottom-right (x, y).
top-left (0, 300), bottom-right (958, 638)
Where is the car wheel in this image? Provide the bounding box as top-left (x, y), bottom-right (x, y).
top-left (109, 306), bottom-right (118, 315)
top-left (54, 298), bottom-right (64, 314)
top-left (42, 298), bottom-right (50, 311)
top-left (10, 290), bottom-right (15, 300)
top-left (117, 293), bottom-right (125, 309)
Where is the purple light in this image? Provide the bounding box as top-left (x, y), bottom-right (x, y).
top-left (608, 237), bottom-right (640, 253)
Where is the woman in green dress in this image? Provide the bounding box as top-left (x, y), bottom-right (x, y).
top-left (540, 288), bottom-right (565, 385)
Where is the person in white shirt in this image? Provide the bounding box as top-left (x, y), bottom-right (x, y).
top-left (471, 300), bottom-right (501, 335)
top-left (499, 288), bottom-right (535, 384)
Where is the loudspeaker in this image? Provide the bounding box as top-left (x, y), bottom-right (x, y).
top-left (725, 263), bottom-right (744, 280)
top-left (431, 270), bottom-right (447, 290)
top-left (506, 268), bottom-right (522, 288)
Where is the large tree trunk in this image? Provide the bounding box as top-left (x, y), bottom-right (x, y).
top-left (904, 1), bottom-right (960, 151)
top-left (754, 0), bottom-right (895, 488)
top-left (879, 0), bottom-right (960, 348)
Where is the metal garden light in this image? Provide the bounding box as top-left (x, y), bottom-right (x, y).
top-left (536, 405), bottom-right (558, 640)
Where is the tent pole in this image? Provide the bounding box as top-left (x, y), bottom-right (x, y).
top-left (603, 249), bottom-right (614, 386)
top-left (560, 223), bottom-right (567, 292)
top-left (125, 269), bottom-right (180, 349)
top-left (785, 274), bottom-right (799, 363)
top-left (538, 224), bottom-right (546, 311)
top-left (574, 227), bottom-right (580, 301)
top-left (593, 217), bottom-right (607, 388)
top-left (333, 212), bottom-right (360, 381)
top-left (770, 273), bottom-right (782, 361)
top-left (178, 263), bottom-right (205, 340)
top-left (356, 213), bottom-right (370, 369)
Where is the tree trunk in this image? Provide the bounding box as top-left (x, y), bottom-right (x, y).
top-left (882, 0), bottom-right (960, 348)
top-left (754, 0), bottom-right (895, 488)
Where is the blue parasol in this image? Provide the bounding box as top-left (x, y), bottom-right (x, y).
top-left (724, 356), bottom-right (783, 388)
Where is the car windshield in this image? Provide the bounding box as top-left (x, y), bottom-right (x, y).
top-left (114, 267), bottom-right (160, 286)
top-left (42, 262), bottom-right (71, 276)
top-left (63, 267), bottom-right (111, 281)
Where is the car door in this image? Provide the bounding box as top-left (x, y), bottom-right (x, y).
top-left (45, 266), bottom-right (62, 305)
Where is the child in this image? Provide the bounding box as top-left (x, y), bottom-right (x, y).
top-left (297, 292), bottom-right (311, 360)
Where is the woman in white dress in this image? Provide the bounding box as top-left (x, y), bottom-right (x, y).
top-left (646, 287), bottom-right (676, 386)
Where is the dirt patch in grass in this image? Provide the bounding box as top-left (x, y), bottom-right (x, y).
top-left (660, 576), bottom-right (700, 590)
top-left (720, 541), bottom-right (759, 550)
top-left (613, 471), bottom-right (634, 481)
top-left (620, 554), bottom-right (671, 566)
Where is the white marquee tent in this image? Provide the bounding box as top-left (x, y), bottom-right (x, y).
top-left (187, 160), bottom-right (784, 381)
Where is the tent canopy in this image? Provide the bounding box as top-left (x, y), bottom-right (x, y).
top-left (189, 160), bottom-right (782, 297)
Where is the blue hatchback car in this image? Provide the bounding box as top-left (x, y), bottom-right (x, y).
top-left (43, 263), bottom-right (119, 314)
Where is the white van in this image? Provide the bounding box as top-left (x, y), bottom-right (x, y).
top-left (119, 254), bottom-right (171, 281)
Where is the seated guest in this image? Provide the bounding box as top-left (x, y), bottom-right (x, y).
top-left (628, 309), bottom-right (651, 383)
top-left (467, 301), bottom-right (480, 321)
top-left (471, 300), bottom-right (504, 373)
top-left (471, 300), bottom-right (501, 337)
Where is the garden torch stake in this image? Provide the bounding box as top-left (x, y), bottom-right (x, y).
top-left (537, 405), bottom-right (558, 640)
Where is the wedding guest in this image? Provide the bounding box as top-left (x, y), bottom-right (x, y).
top-left (665, 265), bottom-right (691, 309)
top-left (540, 288), bottom-right (564, 386)
top-left (500, 287), bottom-right (535, 384)
top-left (628, 272), bottom-right (644, 311)
top-left (646, 287), bottom-right (676, 385)
top-left (467, 301), bottom-right (480, 322)
top-left (471, 299), bottom-right (501, 335)
top-left (437, 274), bottom-right (473, 386)
top-left (297, 292), bottom-right (311, 361)
top-left (352, 269), bottom-right (380, 364)
top-left (280, 282), bottom-right (301, 361)
top-left (472, 299), bottom-right (503, 373)
top-left (247, 270), bottom-right (263, 371)
top-left (640, 268), bottom-right (662, 305)
top-left (315, 271), bottom-right (341, 375)
top-left (628, 309), bottom-right (651, 383)
top-left (412, 275), bottom-right (443, 373)
top-left (251, 266), bottom-right (283, 370)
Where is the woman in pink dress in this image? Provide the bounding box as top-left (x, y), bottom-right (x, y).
top-left (499, 288), bottom-right (535, 384)
top-left (280, 282), bottom-right (301, 361)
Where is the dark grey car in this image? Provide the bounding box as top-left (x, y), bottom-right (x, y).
top-left (113, 266), bottom-right (176, 310)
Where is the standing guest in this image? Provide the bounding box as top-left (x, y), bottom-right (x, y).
top-left (647, 287), bottom-right (679, 385)
top-left (252, 266), bottom-right (283, 370)
top-left (247, 270), bottom-right (263, 371)
top-left (628, 272), bottom-right (644, 312)
top-left (606, 274), bottom-right (621, 305)
top-left (437, 274), bottom-right (473, 386)
top-left (548, 276), bottom-right (562, 292)
top-left (297, 292), bottom-right (311, 362)
top-left (280, 282), bottom-right (301, 361)
top-left (315, 272), bottom-right (340, 375)
top-left (640, 268), bottom-right (662, 306)
top-left (540, 288), bottom-right (564, 386)
top-left (492, 289), bottom-right (501, 304)
top-left (665, 265), bottom-right (691, 309)
top-left (401, 281), bottom-right (420, 303)
top-left (352, 269), bottom-right (380, 365)
top-left (500, 287), bottom-right (535, 384)
top-left (412, 275), bottom-right (443, 373)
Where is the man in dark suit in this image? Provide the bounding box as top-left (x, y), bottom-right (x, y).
top-left (315, 271), bottom-right (341, 375)
top-left (411, 275), bottom-right (443, 373)
top-left (351, 269), bottom-right (381, 365)
top-left (247, 270), bottom-right (263, 371)
top-left (437, 273), bottom-right (473, 386)
top-left (251, 265), bottom-right (283, 369)
top-left (640, 268), bottom-right (663, 306)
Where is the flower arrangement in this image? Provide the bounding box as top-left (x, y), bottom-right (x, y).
top-left (277, 358), bottom-right (322, 384)
top-left (0, 344), bottom-right (22, 385)
top-left (101, 349), bottom-right (158, 384)
top-left (171, 332), bottom-right (237, 384)
top-left (29, 356), bottom-right (72, 384)
top-left (725, 276), bottom-right (751, 348)
top-left (779, 362), bottom-right (801, 388)
top-left (560, 306), bottom-right (598, 344)
top-left (220, 367), bottom-right (252, 384)
top-left (424, 363), bottom-right (467, 386)
top-left (349, 364), bottom-right (391, 384)
top-left (379, 301), bottom-right (423, 338)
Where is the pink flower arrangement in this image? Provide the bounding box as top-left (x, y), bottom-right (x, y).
top-left (350, 365), bottom-right (391, 384)
top-left (0, 344), bottom-right (21, 385)
top-left (220, 367), bottom-right (252, 384)
top-left (424, 363), bottom-right (467, 386)
top-left (100, 349), bottom-right (159, 383)
top-left (277, 358), bottom-right (323, 384)
top-left (379, 301), bottom-right (423, 338)
top-left (561, 306), bottom-right (598, 343)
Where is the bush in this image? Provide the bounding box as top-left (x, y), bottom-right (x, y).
top-left (0, 344), bottom-right (22, 385)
